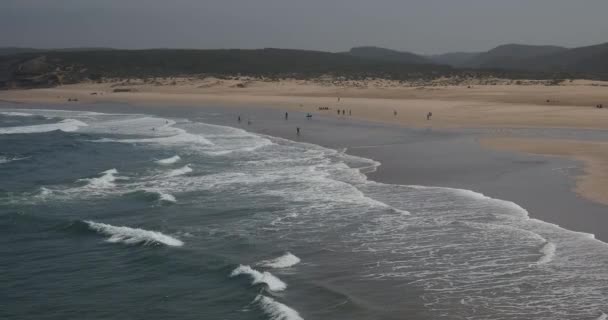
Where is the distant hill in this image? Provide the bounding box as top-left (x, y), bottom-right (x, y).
top-left (428, 52), bottom-right (480, 67)
top-left (0, 47), bottom-right (115, 56)
top-left (0, 48), bottom-right (456, 88)
top-left (520, 42), bottom-right (608, 74)
top-left (0, 47), bottom-right (42, 56)
top-left (346, 46), bottom-right (433, 65)
top-left (466, 44), bottom-right (568, 69)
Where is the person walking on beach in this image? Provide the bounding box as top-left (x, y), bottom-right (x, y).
top-left (427, 112), bottom-right (433, 120)
top-left (349, 110), bottom-right (351, 116)
top-left (285, 112), bottom-right (289, 120)
top-left (238, 115), bottom-right (241, 123)
top-left (394, 110), bottom-right (397, 117)
top-left (296, 127), bottom-right (300, 135)
top-left (337, 109), bottom-right (341, 115)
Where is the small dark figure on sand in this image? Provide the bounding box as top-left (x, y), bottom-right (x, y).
top-left (306, 113), bottom-right (312, 120)
top-left (342, 110), bottom-right (345, 115)
top-left (238, 116), bottom-right (241, 123)
top-left (427, 112), bottom-right (433, 120)
top-left (247, 119), bottom-right (251, 125)
top-left (394, 110), bottom-right (397, 117)
top-left (296, 127), bottom-right (300, 135)
top-left (337, 109), bottom-right (341, 115)
top-left (285, 112), bottom-right (289, 120)
top-left (338, 97), bottom-right (340, 102)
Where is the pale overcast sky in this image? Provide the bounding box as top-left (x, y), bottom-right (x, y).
top-left (1, 0), bottom-right (607, 54)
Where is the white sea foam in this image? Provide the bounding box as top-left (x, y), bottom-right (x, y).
top-left (596, 312), bottom-right (607, 320)
top-left (79, 169), bottom-right (121, 188)
top-left (85, 220), bottom-right (184, 246)
top-left (155, 155), bottom-right (181, 165)
top-left (158, 192), bottom-right (177, 203)
top-left (0, 119), bottom-right (88, 134)
top-left (230, 265), bottom-right (287, 292)
top-left (0, 156), bottom-right (29, 164)
top-left (0, 111), bottom-right (36, 117)
top-left (537, 241), bottom-right (557, 265)
top-left (166, 164), bottom-right (192, 177)
top-left (259, 252), bottom-right (301, 268)
top-left (254, 295), bottom-right (304, 320)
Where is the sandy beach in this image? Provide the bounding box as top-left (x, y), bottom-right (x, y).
top-left (2, 77), bottom-right (608, 209)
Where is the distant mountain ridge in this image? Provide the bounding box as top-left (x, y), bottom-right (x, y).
top-left (346, 46), bottom-right (433, 65)
top-left (2, 42), bottom-right (608, 89)
top-left (466, 44), bottom-right (568, 69)
top-left (0, 47), bottom-right (115, 56)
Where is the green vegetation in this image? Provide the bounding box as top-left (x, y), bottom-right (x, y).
top-left (0, 45), bottom-right (606, 89)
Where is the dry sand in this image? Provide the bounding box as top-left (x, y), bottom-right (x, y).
top-left (2, 77), bottom-right (608, 205)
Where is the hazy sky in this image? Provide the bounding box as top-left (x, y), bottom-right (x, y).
top-left (2, 0), bottom-right (607, 54)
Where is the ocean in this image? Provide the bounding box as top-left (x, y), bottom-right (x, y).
top-left (1, 107), bottom-right (607, 320)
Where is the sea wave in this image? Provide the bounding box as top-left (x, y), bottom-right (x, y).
top-left (259, 252), bottom-right (301, 268)
top-left (254, 295), bottom-right (304, 320)
top-left (537, 241), bottom-right (556, 265)
top-left (0, 156), bottom-right (29, 164)
top-left (230, 265), bottom-right (287, 292)
top-left (0, 111), bottom-right (37, 117)
top-left (84, 220), bottom-right (184, 246)
top-left (155, 155), bottom-right (181, 165)
top-left (0, 118), bottom-right (88, 134)
top-left (158, 192), bottom-right (177, 203)
top-left (166, 164), bottom-right (193, 177)
top-left (78, 169), bottom-right (123, 189)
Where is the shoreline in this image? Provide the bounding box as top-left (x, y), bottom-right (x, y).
top-left (2, 80), bottom-right (608, 208)
top-left (2, 102), bottom-right (606, 243)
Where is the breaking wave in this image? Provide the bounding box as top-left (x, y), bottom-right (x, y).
top-left (166, 165), bottom-right (192, 177)
top-left (255, 295), bottom-right (304, 320)
top-left (259, 252), bottom-right (301, 269)
top-left (537, 241), bottom-right (557, 265)
top-left (84, 220), bottom-right (184, 247)
top-left (0, 119), bottom-right (88, 134)
top-left (78, 169), bottom-right (122, 188)
top-left (155, 155), bottom-right (181, 165)
top-left (0, 111), bottom-right (37, 117)
top-left (230, 265), bottom-right (287, 292)
top-left (158, 192), bottom-right (177, 203)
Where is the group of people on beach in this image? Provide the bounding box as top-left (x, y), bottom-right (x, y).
top-left (238, 107), bottom-right (434, 138)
